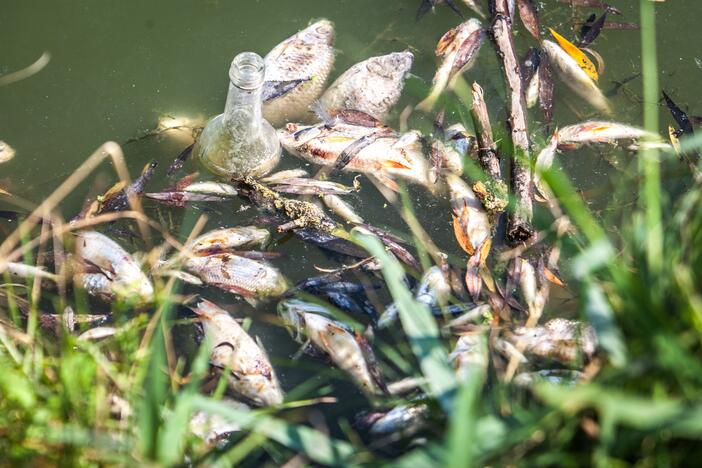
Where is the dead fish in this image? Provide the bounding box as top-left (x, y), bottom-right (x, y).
top-left (185, 253), bottom-right (287, 300)
top-left (144, 191), bottom-right (228, 207)
top-left (534, 131), bottom-right (559, 201)
top-left (417, 19), bottom-right (484, 111)
top-left (4, 262), bottom-right (58, 282)
top-left (278, 299), bottom-right (383, 394)
top-left (279, 122), bottom-right (431, 190)
top-left (516, 0), bottom-right (540, 40)
top-left (187, 226), bottom-right (270, 256)
top-left (662, 91), bottom-right (694, 137)
top-left (189, 400), bottom-right (250, 446)
top-left (579, 9), bottom-right (609, 46)
top-left (182, 181), bottom-right (239, 197)
top-left (261, 169), bottom-right (310, 184)
top-left (447, 174), bottom-right (491, 298)
top-left (0, 141), bottom-right (16, 164)
top-left (319, 51), bottom-right (414, 122)
top-left (449, 331), bottom-right (488, 381)
top-left (263, 19), bottom-right (335, 126)
top-left (189, 298), bottom-right (283, 406)
top-left (557, 121), bottom-right (659, 148)
top-left (167, 143), bottom-right (194, 175)
top-left (270, 178), bottom-right (356, 196)
top-left (74, 231), bottom-right (154, 303)
top-left (378, 266), bottom-right (451, 328)
top-left (518, 257), bottom-right (548, 320)
top-left (78, 326), bottom-right (118, 341)
top-left (523, 48), bottom-right (541, 109)
top-left (294, 229), bottom-right (369, 258)
top-left (513, 369), bottom-right (585, 387)
top-left (541, 39), bottom-right (610, 113)
top-left (504, 318), bottom-right (598, 364)
top-left (322, 194), bottom-right (364, 224)
top-left (361, 403), bottom-right (430, 436)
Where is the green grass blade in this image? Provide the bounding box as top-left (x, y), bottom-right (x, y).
top-left (190, 395), bottom-right (356, 466)
top-left (351, 228), bottom-right (458, 413)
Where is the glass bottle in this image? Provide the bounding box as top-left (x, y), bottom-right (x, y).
top-left (196, 52), bottom-right (281, 178)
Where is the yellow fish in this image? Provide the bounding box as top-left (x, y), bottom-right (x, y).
top-left (549, 28), bottom-right (599, 81)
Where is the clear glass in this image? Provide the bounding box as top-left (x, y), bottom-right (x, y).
top-left (195, 52), bottom-right (281, 178)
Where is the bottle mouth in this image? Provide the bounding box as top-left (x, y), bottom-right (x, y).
top-left (229, 52), bottom-right (265, 90)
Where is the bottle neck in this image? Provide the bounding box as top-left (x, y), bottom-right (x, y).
top-left (222, 82), bottom-right (263, 131)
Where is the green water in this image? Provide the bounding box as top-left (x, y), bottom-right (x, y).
top-left (1, 0), bottom-right (699, 423)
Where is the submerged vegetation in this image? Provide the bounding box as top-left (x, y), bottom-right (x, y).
top-left (2, 0), bottom-right (702, 466)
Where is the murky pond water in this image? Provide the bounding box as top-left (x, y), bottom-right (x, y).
top-left (1, 0), bottom-right (700, 438)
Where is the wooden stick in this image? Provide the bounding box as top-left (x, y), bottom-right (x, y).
top-left (470, 82), bottom-right (508, 214)
top-left (489, 0), bottom-right (534, 244)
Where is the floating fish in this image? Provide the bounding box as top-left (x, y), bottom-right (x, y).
top-left (417, 19), bottom-right (484, 111)
top-left (503, 318), bottom-right (598, 364)
top-left (662, 91), bottom-right (694, 137)
top-left (144, 191), bottom-right (228, 206)
top-left (516, 0), bottom-right (541, 40)
top-left (447, 174), bottom-right (491, 298)
top-left (189, 298), bottom-right (283, 406)
top-left (189, 400), bottom-right (250, 446)
top-left (74, 231), bottom-right (154, 303)
top-left (449, 331), bottom-right (488, 381)
top-left (557, 121), bottom-right (659, 148)
top-left (187, 226), bottom-right (270, 256)
top-left (260, 169), bottom-right (310, 184)
top-left (279, 122), bottom-right (431, 190)
top-left (379, 265), bottom-right (451, 328)
top-left (322, 194), bottom-right (364, 224)
top-left (319, 51), bottom-right (414, 122)
top-left (513, 369), bottom-right (585, 387)
top-left (360, 403), bottom-right (430, 436)
top-left (4, 262), bottom-right (58, 282)
top-left (0, 141), bottom-right (15, 164)
top-left (185, 253), bottom-right (288, 300)
top-left (181, 181), bottom-right (239, 197)
top-left (278, 299), bottom-right (384, 394)
top-left (263, 20), bottom-right (335, 126)
top-left (270, 178), bottom-right (356, 196)
top-left (541, 40), bottom-right (610, 113)
top-left (534, 131), bottom-right (559, 201)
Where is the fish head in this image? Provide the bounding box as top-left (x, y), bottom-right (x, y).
top-left (244, 375), bottom-right (284, 406)
top-left (299, 19), bottom-right (335, 46)
top-left (277, 299), bottom-right (305, 337)
top-left (366, 51), bottom-right (414, 80)
top-left (437, 18), bottom-right (483, 56)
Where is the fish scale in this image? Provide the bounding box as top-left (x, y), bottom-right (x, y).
top-left (263, 19), bottom-right (335, 126)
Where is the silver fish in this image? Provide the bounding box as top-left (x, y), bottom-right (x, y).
top-left (378, 266), bottom-right (450, 328)
top-left (541, 40), bottom-right (610, 113)
top-left (78, 326), bottom-right (118, 341)
top-left (189, 299), bottom-right (283, 406)
top-left (319, 51), bottom-right (414, 122)
top-left (263, 19), bottom-right (335, 126)
top-left (322, 194), bottom-right (364, 224)
top-left (557, 121), bottom-right (660, 148)
top-left (74, 231), bottom-right (154, 303)
top-left (446, 174), bottom-right (491, 256)
top-left (185, 253), bottom-right (288, 299)
top-left (449, 331), bottom-right (488, 381)
top-left (0, 140), bottom-right (15, 164)
top-left (4, 262), bottom-right (58, 282)
top-left (417, 19), bottom-right (484, 111)
top-left (367, 403), bottom-right (430, 436)
top-left (513, 369), bottom-right (585, 387)
top-left (279, 122), bottom-right (431, 190)
top-left (189, 399), bottom-right (250, 446)
top-left (260, 169), bottom-right (310, 184)
top-left (534, 131), bottom-right (559, 201)
top-left (182, 181), bottom-right (238, 197)
top-left (278, 299), bottom-right (382, 394)
top-left (187, 226), bottom-right (271, 255)
top-left (504, 318), bottom-right (598, 364)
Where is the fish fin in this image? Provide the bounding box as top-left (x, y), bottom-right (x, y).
top-left (465, 250), bottom-right (482, 300)
top-left (373, 173), bottom-right (400, 192)
top-left (262, 79), bottom-right (309, 102)
top-left (549, 28), bottom-right (599, 81)
top-left (436, 26), bottom-right (459, 56)
top-left (544, 267), bottom-right (565, 287)
top-left (452, 214), bottom-right (475, 255)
